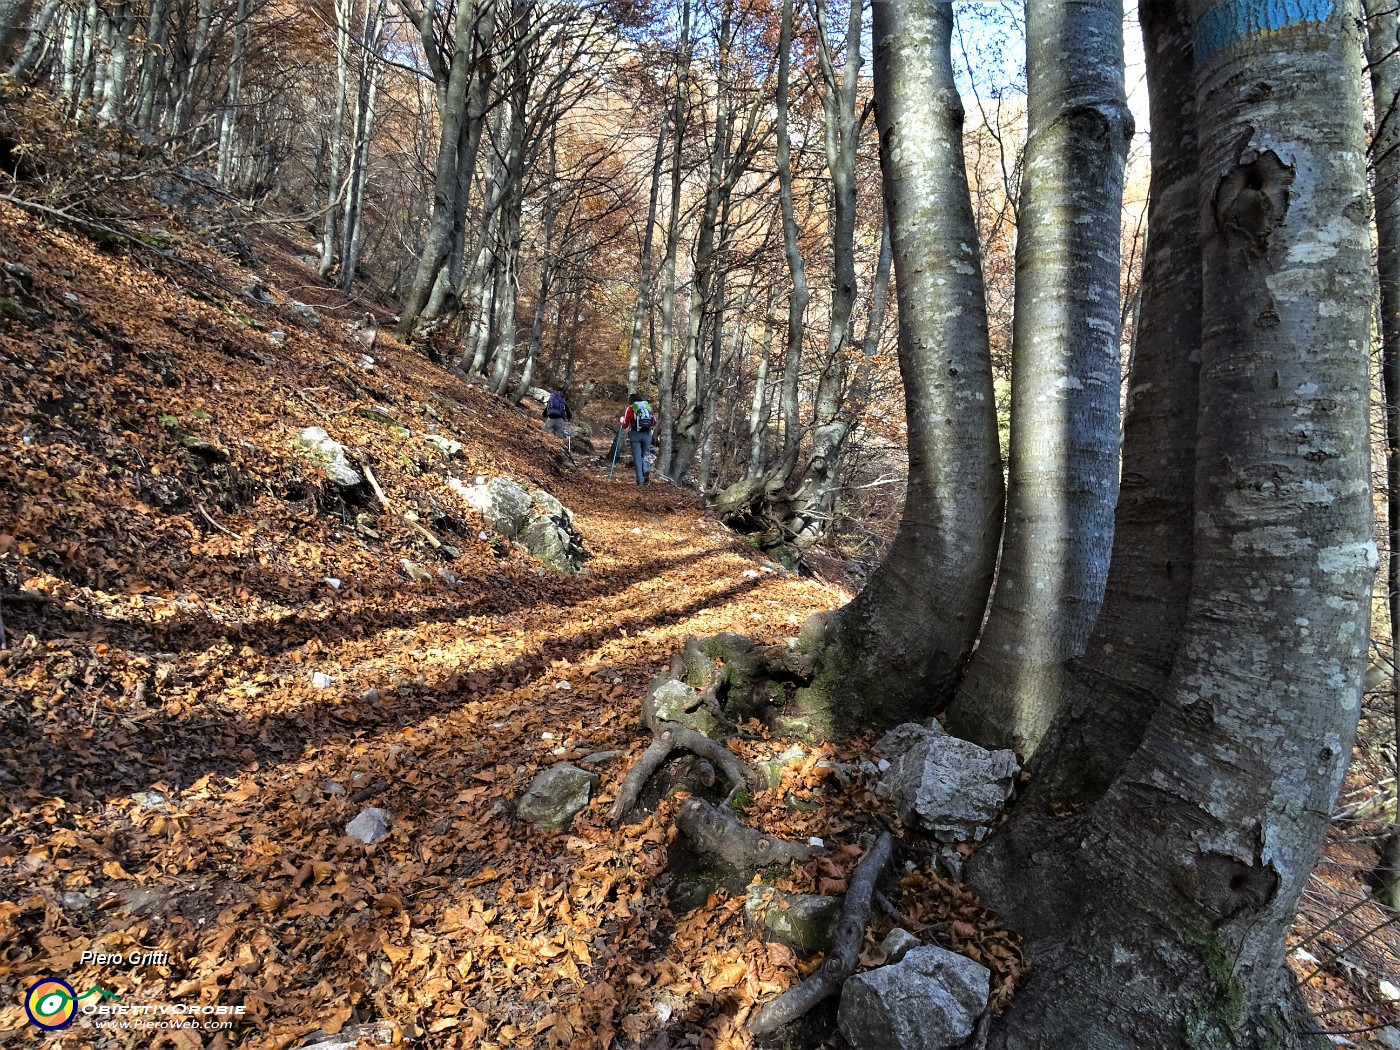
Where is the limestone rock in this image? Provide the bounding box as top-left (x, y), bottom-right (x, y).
top-left (516, 763), bottom-right (598, 829)
top-left (294, 427), bottom-right (363, 489)
top-left (519, 513), bottom-right (587, 574)
top-left (879, 928), bottom-right (922, 965)
top-left (837, 945), bottom-right (990, 1050)
top-left (460, 476), bottom-right (534, 537)
top-left (744, 885), bottom-right (840, 955)
top-left (642, 677), bottom-right (730, 738)
top-left (425, 435), bottom-right (462, 457)
top-left (289, 300), bottom-right (322, 328)
top-left (400, 559), bottom-right (432, 583)
top-left (345, 807), bottom-right (391, 844)
top-left (876, 732), bottom-right (1019, 843)
top-left (452, 476), bottom-right (588, 572)
top-left (874, 722), bottom-right (945, 760)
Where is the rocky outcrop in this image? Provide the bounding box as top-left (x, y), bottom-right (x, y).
top-left (453, 476), bottom-right (588, 573)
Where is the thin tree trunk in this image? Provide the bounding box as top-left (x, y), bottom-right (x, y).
top-left (802, 0), bottom-right (1002, 733)
top-left (7, 0), bottom-right (59, 79)
top-left (215, 0), bottom-right (248, 184)
top-left (627, 112), bottom-right (669, 396)
top-left (134, 0), bottom-right (167, 130)
top-left (747, 298), bottom-right (776, 480)
top-left (1365, 0), bottom-right (1400, 911)
top-left (398, 0), bottom-right (496, 339)
top-left (947, 0), bottom-right (1134, 757)
top-left (656, 0), bottom-right (691, 479)
top-left (340, 0), bottom-right (384, 293)
top-left (319, 0), bottom-right (352, 276)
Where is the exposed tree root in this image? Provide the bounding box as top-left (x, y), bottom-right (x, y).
top-left (611, 721), bottom-right (762, 827)
top-left (675, 797), bottom-right (812, 872)
top-left (749, 830), bottom-right (894, 1036)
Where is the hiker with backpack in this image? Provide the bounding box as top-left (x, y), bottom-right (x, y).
top-left (542, 389), bottom-right (571, 440)
top-left (619, 392), bottom-right (655, 485)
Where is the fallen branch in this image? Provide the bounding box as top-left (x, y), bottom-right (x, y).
top-left (196, 504), bottom-right (240, 538)
top-left (610, 721), bottom-right (762, 827)
top-left (676, 797), bottom-right (812, 873)
top-left (362, 463), bottom-right (442, 551)
top-left (349, 779), bottom-right (390, 805)
top-left (749, 830), bottom-right (894, 1035)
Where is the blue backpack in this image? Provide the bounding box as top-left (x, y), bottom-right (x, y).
top-left (546, 391), bottom-right (567, 418)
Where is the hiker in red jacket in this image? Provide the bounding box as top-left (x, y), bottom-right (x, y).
top-left (619, 392), bottom-right (654, 485)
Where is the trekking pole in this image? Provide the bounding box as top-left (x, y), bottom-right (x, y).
top-left (566, 419), bottom-right (573, 458)
top-left (608, 428), bottom-right (622, 481)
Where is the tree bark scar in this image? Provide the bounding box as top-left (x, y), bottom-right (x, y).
top-left (1213, 149), bottom-right (1294, 258)
top-left (1197, 850), bottom-right (1283, 921)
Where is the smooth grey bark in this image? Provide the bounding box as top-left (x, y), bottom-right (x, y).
top-left (0, 0), bottom-right (36, 69)
top-left (708, 0), bottom-right (804, 517)
top-left (946, 0), bottom-right (1133, 757)
top-left (656, 0), bottom-right (692, 480)
top-left (759, 0), bottom-right (863, 542)
top-left (134, 0), bottom-right (167, 129)
top-left (803, 0), bottom-right (1001, 732)
top-left (396, 0), bottom-right (496, 340)
top-left (1365, 0), bottom-right (1400, 911)
top-left (215, 0), bottom-right (248, 183)
top-left (339, 0), bottom-right (385, 294)
top-left (626, 113), bottom-right (670, 396)
top-left (8, 0), bottom-right (59, 79)
top-left (319, 0), bottom-right (354, 276)
top-left (968, 0), bottom-right (1202, 938)
top-left (666, 0), bottom-right (768, 481)
top-left (978, 3), bottom-right (1373, 1046)
top-left (746, 299), bottom-right (777, 480)
top-left (96, 0), bottom-right (136, 123)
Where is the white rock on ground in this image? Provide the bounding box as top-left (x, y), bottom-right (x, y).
top-left (837, 945), bottom-right (990, 1050)
top-left (293, 427), bottom-right (363, 489)
top-left (345, 807), bottom-right (391, 844)
top-left (875, 724), bottom-right (1019, 843)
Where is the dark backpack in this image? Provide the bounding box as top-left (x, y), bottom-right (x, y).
top-left (546, 391), bottom-right (567, 418)
top-left (633, 401), bottom-right (654, 432)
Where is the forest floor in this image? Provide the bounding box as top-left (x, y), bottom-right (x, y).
top-left (0, 171), bottom-right (1397, 1048)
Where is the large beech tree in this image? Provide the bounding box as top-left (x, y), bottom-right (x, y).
top-left (962, 0), bottom-right (1375, 1045)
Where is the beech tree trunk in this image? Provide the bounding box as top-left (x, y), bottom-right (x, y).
top-left (976, 3), bottom-right (1374, 1046)
top-left (1365, 0), bottom-right (1400, 910)
top-left (627, 113), bottom-right (669, 396)
top-left (803, 0), bottom-right (1002, 731)
top-left (968, 0), bottom-right (1203, 939)
top-left (946, 0), bottom-right (1133, 757)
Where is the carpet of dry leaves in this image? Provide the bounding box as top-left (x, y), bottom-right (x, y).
top-left (0, 200), bottom-right (1029, 1049)
top-left (0, 182), bottom-right (1396, 1050)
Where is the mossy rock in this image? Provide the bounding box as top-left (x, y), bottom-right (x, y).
top-left (744, 885), bottom-right (841, 955)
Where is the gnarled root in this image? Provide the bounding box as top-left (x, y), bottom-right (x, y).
top-left (675, 797), bottom-right (812, 872)
top-left (611, 721), bottom-right (762, 827)
top-left (748, 830), bottom-right (894, 1035)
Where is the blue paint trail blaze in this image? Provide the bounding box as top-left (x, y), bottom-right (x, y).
top-left (1194, 0), bottom-right (1335, 65)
